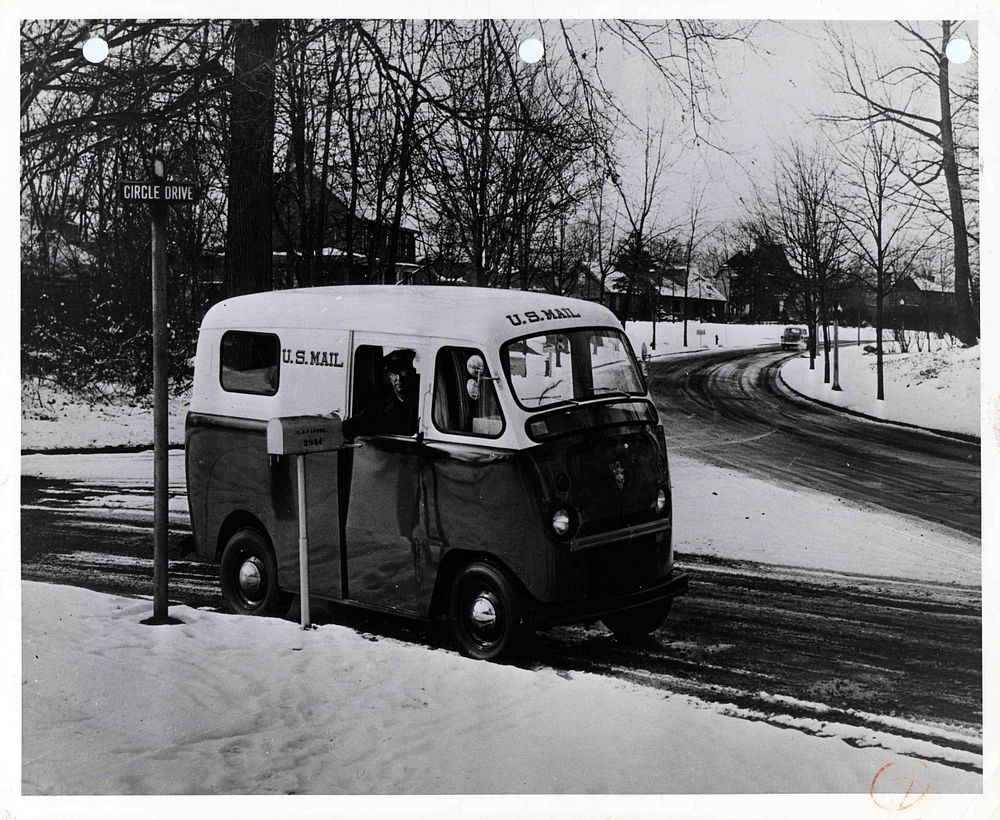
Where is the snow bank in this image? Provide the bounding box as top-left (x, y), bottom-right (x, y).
top-left (21, 581), bottom-right (982, 803)
top-left (621, 319), bottom-right (785, 357)
top-left (21, 380), bottom-right (189, 450)
top-left (670, 454), bottom-right (979, 586)
top-left (781, 344), bottom-right (979, 438)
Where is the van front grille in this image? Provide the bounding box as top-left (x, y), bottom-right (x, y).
top-left (582, 536), bottom-right (658, 599)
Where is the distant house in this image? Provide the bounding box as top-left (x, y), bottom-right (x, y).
top-left (888, 273), bottom-right (959, 332)
top-left (272, 166), bottom-right (420, 285)
top-left (575, 261), bottom-right (728, 322)
top-left (653, 267), bottom-right (728, 321)
top-left (723, 243), bottom-right (794, 323)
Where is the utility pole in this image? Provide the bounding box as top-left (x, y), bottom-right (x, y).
top-left (650, 268), bottom-right (658, 349)
top-left (832, 304), bottom-right (842, 392)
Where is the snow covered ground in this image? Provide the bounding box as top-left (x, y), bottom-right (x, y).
top-left (782, 341), bottom-right (980, 438)
top-left (19, 581), bottom-right (983, 800)
top-left (12, 324), bottom-right (990, 817)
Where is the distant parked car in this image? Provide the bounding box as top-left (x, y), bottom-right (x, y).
top-left (781, 326), bottom-right (809, 350)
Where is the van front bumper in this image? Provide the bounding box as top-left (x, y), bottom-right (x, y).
top-left (524, 570), bottom-right (689, 627)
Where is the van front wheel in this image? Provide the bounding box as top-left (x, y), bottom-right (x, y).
top-left (448, 562), bottom-right (521, 660)
top-left (220, 528), bottom-right (290, 617)
top-left (602, 600), bottom-right (672, 641)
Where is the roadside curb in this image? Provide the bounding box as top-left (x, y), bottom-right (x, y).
top-left (21, 443), bottom-right (186, 456)
top-left (777, 364), bottom-right (980, 445)
top-left (644, 343), bottom-right (778, 362)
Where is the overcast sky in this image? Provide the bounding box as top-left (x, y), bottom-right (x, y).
top-left (594, 18), bottom-right (979, 239)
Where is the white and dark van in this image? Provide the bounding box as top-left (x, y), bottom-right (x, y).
top-left (186, 286), bottom-right (688, 659)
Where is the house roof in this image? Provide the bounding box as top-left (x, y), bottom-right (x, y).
top-left (657, 275), bottom-right (727, 302)
top-left (601, 269), bottom-right (727, 302)
top-left (353, 197), bottom-right (422, 234)
top-left (272, 248), bottom-right (368, 262)
top-left (908, 274), bottom-right (953, 293)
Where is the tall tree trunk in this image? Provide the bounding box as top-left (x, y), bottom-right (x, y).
top-left (938, 21), bottom-right (978, 345)
top-left (224, 20), bottom-right (279, 297)
top-left (876, 291), bottom-right (885, 400)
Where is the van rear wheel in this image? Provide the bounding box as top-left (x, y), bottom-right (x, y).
top-left (602, 600), bottom-right (672, 641)
top-left (220, 528), bottom-right (290, 617)
top-left (448, 562), bottom-right (521, 661)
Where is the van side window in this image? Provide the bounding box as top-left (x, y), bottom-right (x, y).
top-left (220, 331), bottom-right (280, 395)
top-left (344, 345), bottom-right (421, 438)
top-left (433, 347), bottom-right (504, 438)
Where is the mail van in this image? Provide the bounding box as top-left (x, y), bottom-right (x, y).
top-left (185, 286), bottom-right (688, 659)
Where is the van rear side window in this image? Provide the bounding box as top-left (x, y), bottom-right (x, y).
top-left (220, 331), bottom-right (280, 395)
top-left (433, 347), bottom-right (504, 437)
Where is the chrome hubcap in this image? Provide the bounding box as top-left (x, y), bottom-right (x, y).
top-left (470, 593), bottom-right (498, 629)
top-left (238, 559), bottom-right (262, 597)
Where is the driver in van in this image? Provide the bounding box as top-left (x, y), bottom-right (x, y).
top-left (342, 348), bottom-right (419, 438)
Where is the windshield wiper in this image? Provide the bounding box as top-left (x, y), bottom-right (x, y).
top-left (584, 388), bottom-right (633, 399)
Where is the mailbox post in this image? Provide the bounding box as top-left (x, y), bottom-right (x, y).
top-left (266, 416), bottom-right (344, 628)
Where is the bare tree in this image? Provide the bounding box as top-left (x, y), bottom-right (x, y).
top-left (751, 144), bottom-right (849, 375)
top-left (822, 20), bottom-right (978, 345)
top-left (576, 172), bottom-right (622, 305)
top-left (552, 20), bottom-right (758, 152)
top-left (835, 120), bottom-right (927, 400)
top-left (420, 20), bottom-right (596, 288)
top-left (608, 115), bottom-right (676, 322)
top-left (680, 186), bottom-right (707, 347)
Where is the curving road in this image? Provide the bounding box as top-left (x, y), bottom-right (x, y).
top-left (646, 346), bottom-right (980, 537)
top-left (20, 347), bottom-right (983, 772)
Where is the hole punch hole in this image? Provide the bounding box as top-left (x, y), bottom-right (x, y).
top-left (83, 36), bottom-right (109, 64)
top-left (518, 38), bottom-right (544, 65)
top-left (945, 38), bottom-right (971, 64)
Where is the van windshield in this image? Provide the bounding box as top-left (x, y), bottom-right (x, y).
top-left (501, 328), bottom-right (645, 410)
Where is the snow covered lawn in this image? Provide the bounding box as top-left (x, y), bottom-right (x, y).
top-left (21, 581), bottom-right (982, 801)
top-left (782, 343), bottom-right (980, 438)
top-left (622, 319), bottom-right (790, 355)
top-left (21, 380), bottom-right (189, 450)
top-left (670, 453), bottom-right (978, 586)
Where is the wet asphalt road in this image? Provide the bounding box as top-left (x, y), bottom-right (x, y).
top-left (646, 346), bottom-right (980, 537)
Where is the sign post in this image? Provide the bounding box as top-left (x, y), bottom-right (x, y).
top-left (122, 150), bottom-right (199, 625)
top-left (150, 152), bottom-right (169, 622)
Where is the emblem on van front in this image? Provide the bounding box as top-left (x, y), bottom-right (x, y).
top-left (610, 460), bottom-right (625, 490)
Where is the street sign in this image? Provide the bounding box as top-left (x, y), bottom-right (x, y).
top-left (696, 329), bottom-right (706, 335)
top-left (120, 181), bottom-right (200, 203)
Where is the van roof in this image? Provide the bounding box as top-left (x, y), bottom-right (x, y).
top-left (200, 285), bottom-right (623, 342)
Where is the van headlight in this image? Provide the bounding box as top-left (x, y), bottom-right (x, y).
top-left (655, 488), bottom-right (668, 515)
top-left (552, 509), bottom-right (572, 536)
top-left (551, 507), bottom-right (582, 539)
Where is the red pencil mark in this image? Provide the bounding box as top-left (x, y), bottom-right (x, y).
top-left (870, 761), bottom-right (932, 811)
